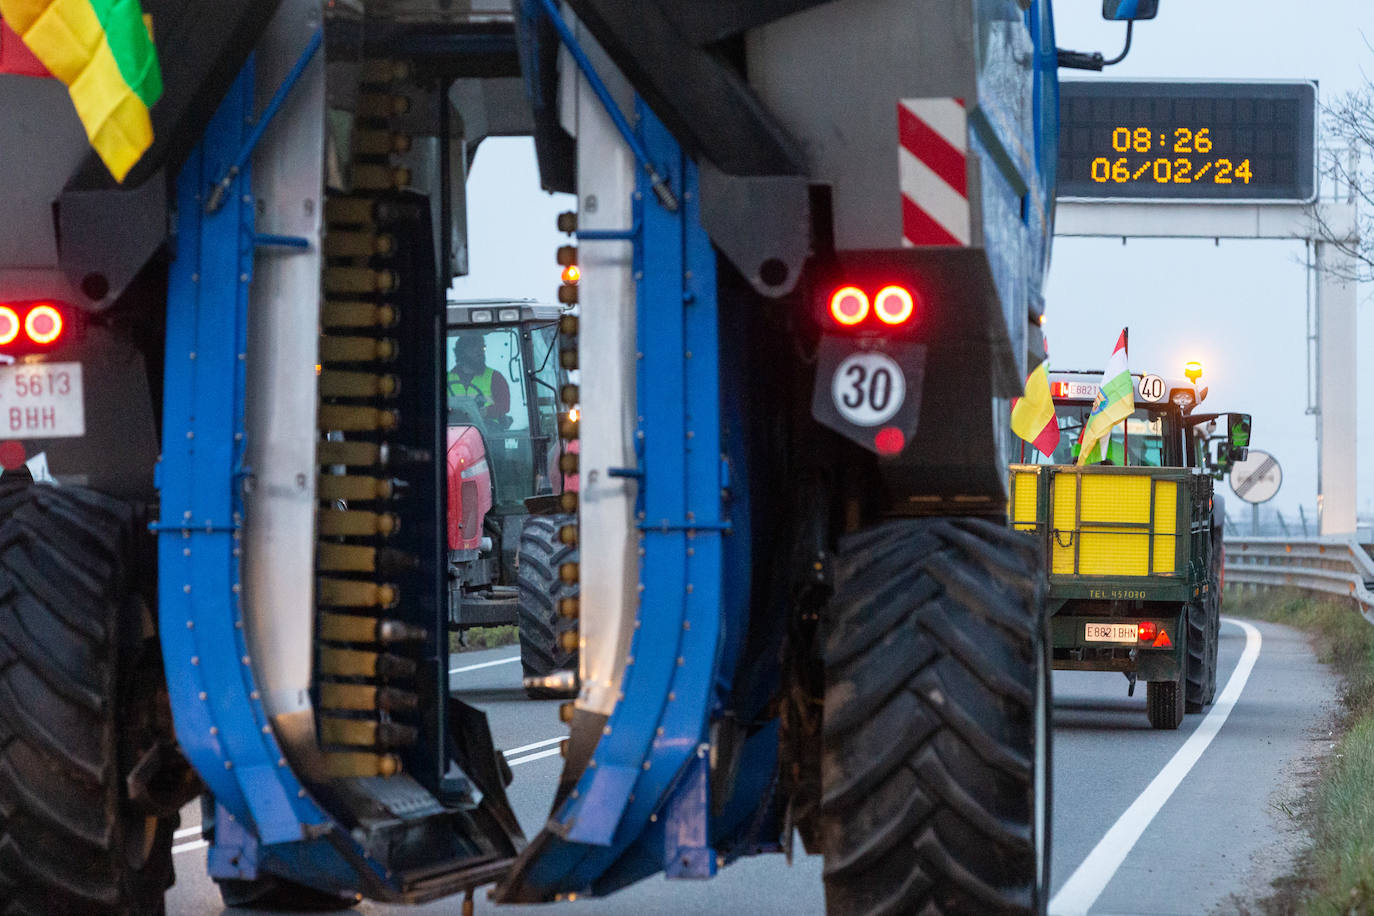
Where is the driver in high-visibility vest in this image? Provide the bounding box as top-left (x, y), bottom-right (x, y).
top-left (448, 334), bottom-right (511, 421)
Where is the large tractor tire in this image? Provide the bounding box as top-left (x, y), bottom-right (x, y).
top-left (1184, 600), bottom-right (1212, 714)
top-left (516, 514), bottom-right (578, 700)
top-left (0, 483), bottom-right (184, 915)
top-left (819, 518), bottom-right (1051, 916)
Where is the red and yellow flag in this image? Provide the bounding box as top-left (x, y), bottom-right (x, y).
top-left (1011, 358), bottom-right (1060, 458)
top-left (0, 0), bottom-right (161, 182)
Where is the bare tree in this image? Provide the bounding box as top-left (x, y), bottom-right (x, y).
top-left (1314, 88), bottom-right (1374, 281)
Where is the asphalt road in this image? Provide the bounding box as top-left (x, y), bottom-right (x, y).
top-left (165, 617), bottom-right (1336, 915)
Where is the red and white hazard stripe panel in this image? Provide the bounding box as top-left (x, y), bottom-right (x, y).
top-left (898, 98), bottom-right (970, 248)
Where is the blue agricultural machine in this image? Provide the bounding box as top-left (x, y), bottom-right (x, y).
top-left (0, 1), bottom-right (1159, 912)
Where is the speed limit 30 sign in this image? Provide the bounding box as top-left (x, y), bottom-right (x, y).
top-left (811, 337), bottom-right (926, 455)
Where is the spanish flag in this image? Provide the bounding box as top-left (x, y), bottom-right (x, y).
top-left (1011, 358), bottom-right (1059, 458)
top-left (0, 0), bottom-right (161, 182)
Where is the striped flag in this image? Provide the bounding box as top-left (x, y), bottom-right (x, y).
top-left (1076, 329), bottom-right (1134, 466)
top-left (1011, 358), bottom-right (1059, 458)
top-left (0, 0), bottom-right (162, 182)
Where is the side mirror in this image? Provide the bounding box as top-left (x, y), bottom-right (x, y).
top-left (1103, 0), bottom-right (1159, 20)
top-left (1227, 413), bottom-right (1252, 453)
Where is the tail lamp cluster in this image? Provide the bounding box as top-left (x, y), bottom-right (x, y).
top-left (0, 302), bottom-right (65, 347)
top-left (828, 284), bottom-right (918, 328)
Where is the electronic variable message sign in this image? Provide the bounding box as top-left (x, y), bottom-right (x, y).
top-left (1058, 81), bottom-right (1316, 202)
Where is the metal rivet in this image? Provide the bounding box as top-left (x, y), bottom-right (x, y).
top-left (668, 692), bottom-right (676, 702)
top-left (278, 758), bottom-right (287, 767)
top-left (250, 691), bottom-right (260, 700)
top-left (191, 656), bottom-right (199, 666)
top-left (209, 726), bottom-right (218, 735)
top-left (643, 762), bottom-right (652, 771)
top-left (224, 760), bottom-right (233, 770)
top-left (677, 657), bottom-right (684, 666)
top-left (183, 585), bottom-right (192, 594)
top-left (242, 656), bottom-right (251, 665)
top-left (186, 620), bottom-right (194, 629)
top-left (298, 789), bottom-right (306, 798)
top-left (198, 691), bottom-right (208, 701)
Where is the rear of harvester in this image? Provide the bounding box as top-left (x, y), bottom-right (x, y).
top-left (0, 1), bottom-right (1059, 912)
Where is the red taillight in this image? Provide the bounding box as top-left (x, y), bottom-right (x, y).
top-left (1138, 621), bottom-right (1156, 642)
top-left (24, 304), bottom-right (63, 345)
top-left (874, 285), bottom-right (915, 325)
top-left (829, 286), bottom-right (869, 326)
top-left (0, 307), bottom-right (18, 346)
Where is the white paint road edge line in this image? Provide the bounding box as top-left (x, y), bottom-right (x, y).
top-left (448, 654), bottom-right (521, 675)
top-left (505, 747), bottom-right (562, 767)
top-left (173, 735), bottom-right (569, 856)
top-left (1048, 617), bottom-right (1263, 916)
top-left (504, 736), bottom-right (566, 757)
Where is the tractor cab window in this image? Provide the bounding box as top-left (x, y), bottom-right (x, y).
top-left (446, 325), bottom-right (535, 508)
top-left (1031, 403), bottom-right (1184, 468)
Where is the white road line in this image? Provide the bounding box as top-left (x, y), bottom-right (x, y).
top-left (173, 839), bottom-right (208, 856)
top-left (506, 747), bottom-right (562, 767)
top-left (1049, 618), bottom-right (1262, 916)
top-left (173, 826), bottom-right (201, 840)
top-left (503, 736), bottom-right (565, 757)
top-left (448, 655), bottom-right (520, 675)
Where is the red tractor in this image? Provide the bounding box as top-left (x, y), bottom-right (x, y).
top-left (444, 299), bottom-right (578, 697)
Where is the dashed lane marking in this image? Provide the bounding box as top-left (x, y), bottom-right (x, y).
top-left (1048, 618), bottom-right (1263, 915)
top-left (448, 654), bottom-right (521, 675)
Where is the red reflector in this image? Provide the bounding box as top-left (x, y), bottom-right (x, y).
top-left (0, 441), bottom-right (25, 471)
top-left (874, 426), bottom-right (905, 455)
top-left (829, 286), bottom-right (869, 326)
top-left (1137, 621), bottom-right (1156, 642)
top-left (1152, 629), bottom-right (1172, 648)
top-left (874, 285), bottom-right (915, 325)
top-left (24, 304), bottom-right (62, 345)
top-left (0, 307), bottom-right (18, 346)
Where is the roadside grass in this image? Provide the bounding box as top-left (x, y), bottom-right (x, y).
top-left (1227, 588), bottom-right (1374, 914)
top-left (449, 625), bottom-right (519, 653)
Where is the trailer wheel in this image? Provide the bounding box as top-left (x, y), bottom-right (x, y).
top-left (516, 514), bottom-right (578, 699)
top-left (0, 483), bottom-right (181, 915)
top-left (1184, 600), bottom-right (1211, 713)
top-left (819, 518), bottom-right (1050, 916)
top-left (1146, 676), bottom-right (1185, 729)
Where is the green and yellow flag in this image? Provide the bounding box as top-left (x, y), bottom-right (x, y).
top-left (0, 0), bottom-right (161, 181)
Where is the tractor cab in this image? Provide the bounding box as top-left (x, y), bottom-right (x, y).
top-left (1023, 370), bottom-right (1205, 469)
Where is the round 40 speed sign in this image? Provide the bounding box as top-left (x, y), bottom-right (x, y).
top-left (830, 352), bottom-right (906, 426)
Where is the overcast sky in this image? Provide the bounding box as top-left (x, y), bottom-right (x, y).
top-left (454, 1), bottom-right (1374, 521)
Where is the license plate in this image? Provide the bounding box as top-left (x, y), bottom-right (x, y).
top-left (0, 362), bottom-right (84, 438)
top-left (1085, 623), bottom-right (1138, 643)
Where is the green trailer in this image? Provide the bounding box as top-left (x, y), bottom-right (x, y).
top-left (1011, 370), bottom-right (1251, 729)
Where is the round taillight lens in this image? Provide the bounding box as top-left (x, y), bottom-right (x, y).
top-left (25, 304), bottom-right (63, 345)
top-left (874, 285), bottom-right (915, 325)
top-left (0, 307), bottom-right (19, 346)
top-left (829, 286), bottom-right (869, 326)
top-left (1138, 621), bottom-right (1157, 642)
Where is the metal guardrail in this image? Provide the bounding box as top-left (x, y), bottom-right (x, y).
top-left (1224, 536), bottom-right (1374, 623)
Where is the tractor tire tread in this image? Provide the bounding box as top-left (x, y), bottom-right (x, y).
top-left (0, 482), bottom-right (175, 916)
top-left (820, 518), bottom-right (1048, 916)
top-left (516, 515), bottom-right (579, 699)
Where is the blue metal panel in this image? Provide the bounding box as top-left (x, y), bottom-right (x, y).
top-left (158, 57), bottom-right (330, 852)
top-left (508, 99), bottom-right (751, 897)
